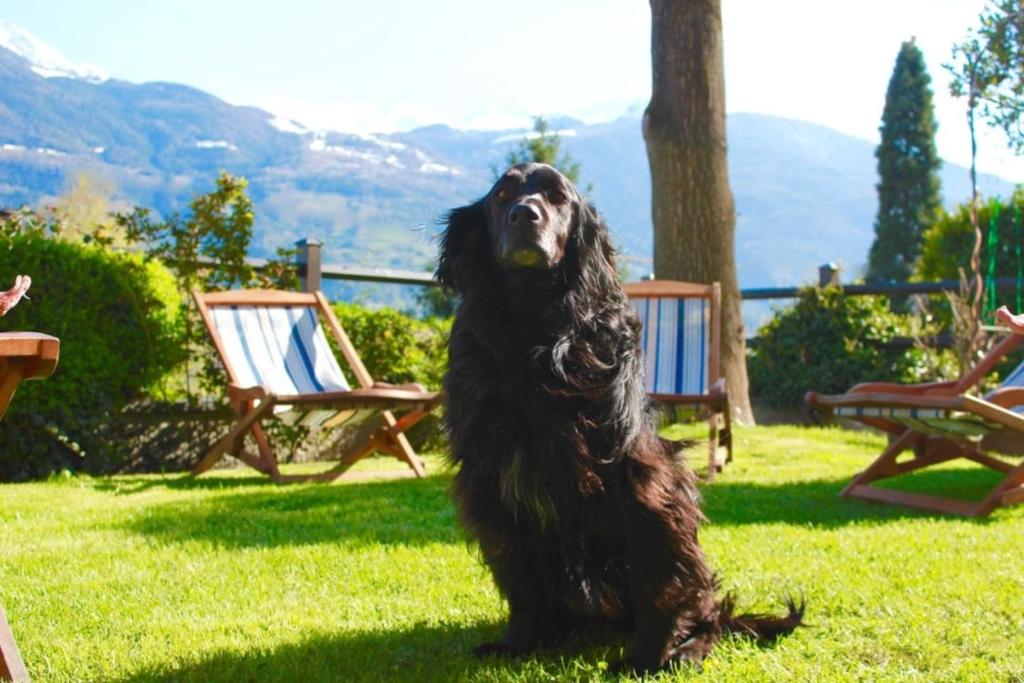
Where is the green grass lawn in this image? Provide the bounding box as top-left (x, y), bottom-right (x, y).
top-left (2, 425), bottom-right (1024, 682)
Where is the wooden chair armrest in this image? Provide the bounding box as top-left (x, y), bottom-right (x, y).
top-left (806, 391), bottom-right (966, 411)
top-left (372, 380), bottom-right (428, 393)
top-left (707, 377), bottom-right (728, 408)
top-left (983, 386), bottom-right (1024, 410)
top-left (227, 384), bottom-right (270, 402)
top-left (846, 379), bottom-right (959, 397)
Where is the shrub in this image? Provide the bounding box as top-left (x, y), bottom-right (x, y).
top-left (918, 189), bottom-right (1024, 317)
top-left (0, 232), bottom-right (184, 480)
top-left (748, 286), bottom-right (956, 409)
top-left (330, 303), bottom-right (449, 451)
top-left (331, 303), bottom-right (448, 390)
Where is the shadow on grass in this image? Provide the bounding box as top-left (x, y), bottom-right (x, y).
top-left (113, 619), bottom-right (631, 683)
top-left (703, 466), bottom-right (1009, 527)
top-left (111, 458), bottom-right (1015, 552)
top-left (114, 474), bottom-right (462, 549)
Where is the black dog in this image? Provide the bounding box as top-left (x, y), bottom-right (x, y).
top-left (437, 163), bottom-right (802, 673)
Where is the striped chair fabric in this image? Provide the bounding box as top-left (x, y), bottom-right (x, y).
top-left (208, 305), bottom-right (371, 428)
top-left (833, 357), bottom-right (1024, 436)
top-left (631, 296), bottom-right (710, 396)
top-left (833, 405), bottom-right (1000, 437)
top-left (1002, 359), bottom-right (1024, 389)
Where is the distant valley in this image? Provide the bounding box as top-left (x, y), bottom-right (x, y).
top-left (0, 29), bottom-right (1017, 324)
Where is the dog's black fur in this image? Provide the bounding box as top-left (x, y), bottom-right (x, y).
top-left (437, 163), bottom-right (802, 673)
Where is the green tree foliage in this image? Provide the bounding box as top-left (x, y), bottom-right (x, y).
top-left (43, 171), bottom-right (129, 247)
top-left (112, 173), bottom-right (298, 399)
top-left (918, 189), bottom-right (1024, 311)
top-left (0, 230), bottom-right (184, 480)
top-left (114, 173), bottom-right (283, 293)
top-left (501, 116), bottom-right (583, 184)
top-left (414, 283), bottom-right (458, 320)
top-left (952, 0), bottom-right (1024, 154)
top-left (331, 303), bottom-right (449, 391)
top-left (945, 3), bottom-right (1024, 362)
top-left (748, 287), bottom-right (955, 408)
top-left (331, 302), bottom-right (449, 449)
top-left (867, 40), bottom-right (942, 283)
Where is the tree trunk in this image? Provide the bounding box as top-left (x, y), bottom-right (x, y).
top-left (643, 0), bottom-right (753, 424)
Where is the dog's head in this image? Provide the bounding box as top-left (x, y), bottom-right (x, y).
top-left (437, 163), bottom-right (617, 297)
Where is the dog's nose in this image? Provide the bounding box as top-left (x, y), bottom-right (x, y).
top-left (508, 203), bottom-right (540, 225)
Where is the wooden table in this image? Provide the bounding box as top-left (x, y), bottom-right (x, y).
top-left (0, 333), bottom-right (59, 421)
top-left (0, 332), bottom-right (59, 682)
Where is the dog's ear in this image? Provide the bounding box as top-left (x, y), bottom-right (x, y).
top-left (568, 199), bottom-right (620, 290)
top-left (437, 200), bottom-right (487, 294)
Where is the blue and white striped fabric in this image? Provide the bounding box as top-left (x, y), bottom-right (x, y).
top-left (994, 359), bottom-right (1024, 415)
top-left (632, 297), bottom-right (709, 396)
top-left (834, 406), bottom-right (998, 437)
top-left (1002, 360), bottom-right (1024, 389)
top-left (209, 305), bottom-right (354, 427)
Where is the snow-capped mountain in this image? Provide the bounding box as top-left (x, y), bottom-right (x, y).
top-left (0, 20), bottom-right (107, 82)
top-left (0, 21), bottom-right (1015, 316)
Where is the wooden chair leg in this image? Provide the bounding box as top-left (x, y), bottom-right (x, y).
top-left (721, 404), bottom-right (733, 464)
top-left (393, 409), bottom-right (429, 433)
top-left (273, 432), bottom-right (382, 484)
top-left (329, 411), bottom-right (427, 479)
top-left (706, 413), bottom-right (720, 481)
top-left (840, 428), bottom-right (920, 496)
top-left (975, 458), bottom-right (1024, 516)
top-left (192, 400), bottom-right (275, 476)
top-left (0, 608), bottom-right (29, 683)
top-left (249, 423), bottom-right (282, 478)
top-left (0, 360), bottom-right (25, 422)
top-left (382, 411), bottom-right (426, 477)
top-left (958, 442), bottom-right (1016, 473)
top-left (200, 403), bottom-right (435, 484)
top-left (839, 429), bottom-right (1024, 517)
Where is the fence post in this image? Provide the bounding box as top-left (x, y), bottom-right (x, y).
top-left (818, 262), bottom-right (840, 287)
top-left (295, 238), bottom-right (323, 293)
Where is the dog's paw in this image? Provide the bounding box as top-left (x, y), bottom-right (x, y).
top-left (473, 641), bottom-right (523, 658)
top-left (607, 656), bottom-right (658, 677)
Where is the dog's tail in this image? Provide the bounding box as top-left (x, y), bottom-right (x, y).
top-left (718, 594), bottom-right (805, 641)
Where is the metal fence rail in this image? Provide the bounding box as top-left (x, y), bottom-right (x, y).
top-left (740, 278), bottom-right (1024, 300)
top-left (292, 240), bottom-right (1024, 301)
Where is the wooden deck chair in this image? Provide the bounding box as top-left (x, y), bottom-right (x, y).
top-left (623, 280), bottom-right (732, 478)
top-left (806, 331), bottom-right (1024, 516)
top-left (0, 608), bottom-right (28, 682)
top-left (192, 289), bottom-right (442, 484)
top-left (1, 332), bottom-right (59, 683)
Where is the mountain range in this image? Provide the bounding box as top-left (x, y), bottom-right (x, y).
top-left (0, 20), bottom-right (1017, 321)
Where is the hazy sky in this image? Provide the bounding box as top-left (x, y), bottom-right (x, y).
top-left (4, 0), bottom-right (1021, 180)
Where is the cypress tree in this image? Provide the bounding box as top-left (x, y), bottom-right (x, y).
top-left (502, 116), bottom-right (583, 184)
top-left (867, 39), bottom-right (942, 282)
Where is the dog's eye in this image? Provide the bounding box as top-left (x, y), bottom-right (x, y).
top-left (495, 188), bottom-right (510, 202)
top-left (548, 189), bottom-right (567, 203)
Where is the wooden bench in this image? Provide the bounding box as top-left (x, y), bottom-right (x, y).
top-left (0, 332), bottom-right (60, 682)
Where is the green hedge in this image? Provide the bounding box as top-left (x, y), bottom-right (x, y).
top-left (331, 303), bottom-right (448, 390)
top-left (0, 233), bottom-right (184, 480)
top-left (330, 303), bottom-right (449, 451)
top-left (748, 286), bottom-right (955, 409)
